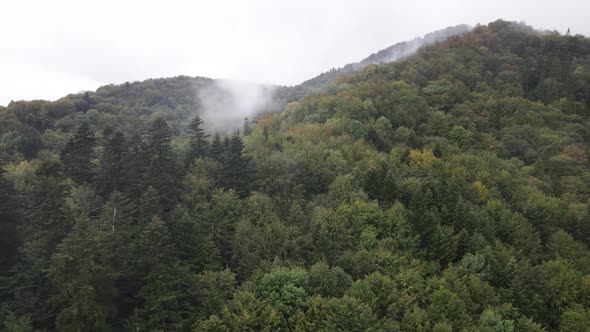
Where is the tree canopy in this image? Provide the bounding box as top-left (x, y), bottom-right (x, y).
top-left (1, 20), bottom-right (590, 331)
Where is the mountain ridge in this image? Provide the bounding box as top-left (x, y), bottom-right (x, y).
top-left (1, 24), bottom-right (473, 112)
top-left (2, 19), bottom-right (590, 331)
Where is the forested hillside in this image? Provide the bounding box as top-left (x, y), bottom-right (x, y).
top-left (1, 20), bottom-right (590, 331)
top-left (291, 24), bottom-right (471, 97)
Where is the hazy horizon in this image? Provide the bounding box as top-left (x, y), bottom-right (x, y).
top-left (1, 0), bottom-right (589, 106)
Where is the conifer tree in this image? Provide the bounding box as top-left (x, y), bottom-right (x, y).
top-left (0, 167), bottom-right (22, 273)
top-left (48, 216), bottom-right (115, 332)
top-left (98, 131), bottom-right (127, 197)
top-left (8, 160), bottom-right (70, 327)
top-left (123, 134), bottom-right (149, 202)
top-left (101, 192), bottom-right (143, 325)
top-left (186, 115), bottom-right (209, 165)
top-left (209, 133), bottom-right (224, 161)
top-left (218, 134), bottom-right (252, 196)
top-left (60, 123), bottom-right (96, 183)
top-left (131, 217), bottom-right (199, 331)
top-left (243, 117), bottom-right (252, 136)
top-left (143, 117), bottom-right (181, 212)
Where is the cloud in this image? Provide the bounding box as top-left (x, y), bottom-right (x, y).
top-left (197, 80), bottom-right (276, 133)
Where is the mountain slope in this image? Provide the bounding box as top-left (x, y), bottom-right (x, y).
top-left (1, 20), bottom-right (590, 331)
top-left (289, 24), bottom-right (471, 96)
top-left (0, 23), bottom-right (471, 142)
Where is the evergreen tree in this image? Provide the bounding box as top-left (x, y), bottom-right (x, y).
top-left (131, 217), bottom-right (199, 331)
top-left (172, 209), bottom-right (221, 273)
top-left (139, 186), bottom-right (163, 221)
top-left (0, 167), bottom-right (22, 274)
top-left (123, 134), bottom-right (149, 203)
top-left (98, 131), bottom-right (127, 197)
top-left (209, 133), bottom-right (224, 161)
top-left (186, 116), bottom-right (209, 165)
top-left (218, 134), bottom-right (252, 196)
top-left (48, 216), bottom-right (115, 332)
top-left (100, 192), bottom-right (143, 326)
top-left (243, 117), bottom-right (252, 136)
top-left (146, 117), bottom-right (173, 158)
top-left (7, 160), bottom-right (70, 328)
top-left (60, 123), bottom-right (96, 183)
top-left (143, 117), bottom-right (181, 212)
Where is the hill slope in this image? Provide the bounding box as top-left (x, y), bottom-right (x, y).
top-left (1, 20), bottom-right (590, 331)
top-left (290, 24), bottom-right (471, 96)
top-left (0, 24), bottom-right (470, 141)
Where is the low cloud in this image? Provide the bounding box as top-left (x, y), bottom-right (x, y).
top-left (197, 79), bottom-right (276, 133)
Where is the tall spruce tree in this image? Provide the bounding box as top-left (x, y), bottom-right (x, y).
top-left (186, 116), bottom-right (209, 165)
top-left (218, 134), bottom-right (252, 196)
top-left (243, 117), bottom-right (252, 136)
top-left (123, 134), bottom-right (149, 203)
top-left (130, 216), bottom-right (199, 331)
top-left (8, 160), bottom-right (70, 328)
top-left (98, 131), bottom-right (127, 197)
top-left (144, 118), bottom-right (181, 212)
top-left (101, 192), bottom-right (143, 326)
top-left (60, 123), bottom-right (96, 183)
top-left (209, 133), bottom-right (223, 162)
top-left (0, 167), bottom-right (22, 274)
top-left (48, 216), bottom-right (115, 332)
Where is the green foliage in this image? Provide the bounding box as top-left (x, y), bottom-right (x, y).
top-left (299, 295), bottom-right (378, 332)
top-left (48, 216), bottom-right (114, 332)
top-left (186, 115), bottom-right (209, 164)
top-left (308, 261), bottom-right (352, 297)
top-left (427, 286), bottom-right (471, 329)
top-left (2, 20), bottom-right (590, 332)
top-left (60, 123), bottom-right (96, 183)
top-left (143, 117), bottom-right (182, 211)
top-left (98, 131), bottom-right (127, 196)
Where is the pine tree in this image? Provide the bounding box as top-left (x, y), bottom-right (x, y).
top-left (209, 133), bottom-right (223, 161)
top-left (60, 123), bottom-right (96, 183)
top-left (100, 192), bottom-right (143, 326)
top-left (131, 217), bottom-right (199, 331)
top-left (147, 117), bottom-right (173, 159)
top-left (139, 186), bottom-right (163, 222)
top-left (143, 117), bottom-right (181, 212)
top-left (8, 160), bottom-right (70, 328)
top-left (243, 117), bottom-right (252, 136)
top-left (450, 196), bottom-right (471, 231)
top-left (98, 131), bottom-right (127, 197)
top-left (0, 167), bottom-right (22, 273)
top-left (218, 134), bottom-right (252, 196)
top-left (123, 134), bottom-right (149, 203)
top-left (48, 216), bottom-right (115, 332)
top-left (186, 116), bottom-right (209, 165)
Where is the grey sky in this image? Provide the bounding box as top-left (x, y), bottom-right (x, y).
top-left (1, 0), bottom-right (588, 106)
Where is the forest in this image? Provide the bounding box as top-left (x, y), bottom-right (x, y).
top-left (1, 20), bottom-right (590, 331)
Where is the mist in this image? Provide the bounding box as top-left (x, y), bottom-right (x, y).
top-left (193, 24), bottom-right (473, 133)
top-left (197, 79), bottom-right (276, 133)
top-left (3, 0), bottom-right (588, 106)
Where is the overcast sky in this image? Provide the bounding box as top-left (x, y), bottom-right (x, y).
top-left (1, 0), bottom-right (588, 106)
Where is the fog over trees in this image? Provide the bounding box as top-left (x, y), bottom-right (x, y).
top-left (1, 20), bottom-right (590, 331)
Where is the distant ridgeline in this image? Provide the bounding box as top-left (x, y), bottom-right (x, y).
top-left (0, 24), bottom-right (471, 138)
top-left (288, 24), bottom-right (471, 97)
top-left (1, 20), bottom-right (590, 331)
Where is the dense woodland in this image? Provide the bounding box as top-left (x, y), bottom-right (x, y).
top-left (1, 20), bottom-right (590, 331)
